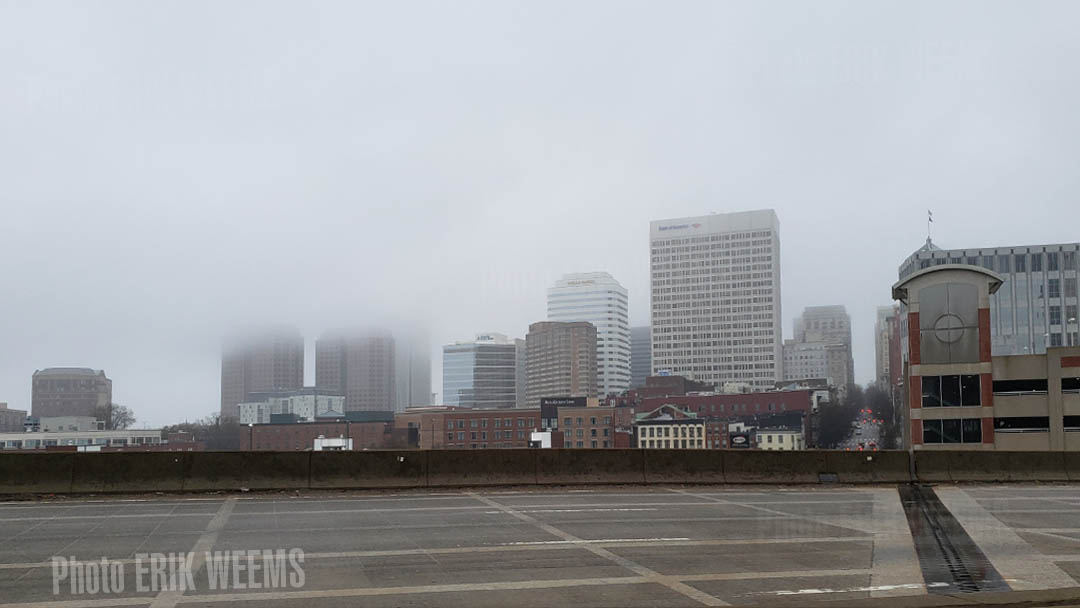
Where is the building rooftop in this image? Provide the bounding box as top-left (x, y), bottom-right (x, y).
top-left (32, 368), bottom-right (106, 377)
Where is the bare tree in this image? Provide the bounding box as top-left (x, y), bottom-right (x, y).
top-left (92, 403), bottom-right (136, 430)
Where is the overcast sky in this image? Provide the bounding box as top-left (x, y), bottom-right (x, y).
top-left (2, 1), bottom-right (1078, 427)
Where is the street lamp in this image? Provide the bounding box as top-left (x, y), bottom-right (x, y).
top-left (1069, 318), bottom-right (1078, 347)
top-left (248, 423), bottom-right (254, 451)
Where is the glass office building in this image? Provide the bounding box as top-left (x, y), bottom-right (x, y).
top-left (899, 240), bottom-right (1080, 354)
top-left (442, 333), bottom-right (525, 409)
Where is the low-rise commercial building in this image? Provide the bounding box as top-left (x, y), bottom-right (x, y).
top-left (758, 428), bottom-right (805, 450)
top-left (634, 405), bottom-right (706, 449)
top-left (237, 388), bottom-right (345, 424)
top-left (0, 429), bottom-right (162, 451)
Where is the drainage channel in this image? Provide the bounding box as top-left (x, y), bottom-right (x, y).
top-left (898, 484), bottom-right (1010, 594)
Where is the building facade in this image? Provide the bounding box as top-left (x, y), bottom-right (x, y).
top-left (31, 368), bottom-right (113, 419)
top-left (316, 330), bottom-right (396, 412)
top-left (237, 389), bottom-right (346, 424)
top-left (630, 326), bottom-right (652, 388)
top-left (524, 321), bottom-right (598, 406)
top-left (0, 403), bottom-right (27, 432)
top-left (893, 262), bottom-right (1080, 451)
top-left (899, 240), bottom-right (1080, 354)
top-left (394, 329), bottom-right (432, 412)
top-left (649, 210), bottom-right (782, 391)
top-left (443, 333), bottom-right (524, 409)
top-left (220, 330), bottom-right (304, 420)
top-left (790, 305), bottom-right (854, 393)
top-left (634, 405), bottom-right (706, 449)
top-left (547, 272), bottom-right (631, 396)
top-left (758, 428), bottom-right (805, 450)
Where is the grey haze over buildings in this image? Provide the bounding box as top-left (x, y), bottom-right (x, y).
top-left (2, 1), bottom-right (1079, 426)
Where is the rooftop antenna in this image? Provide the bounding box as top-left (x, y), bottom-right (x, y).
top-left (927, 209), bottom-right (933, 244)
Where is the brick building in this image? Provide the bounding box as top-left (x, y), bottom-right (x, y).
top-left (250, 416), bottom-right (410, 451)
top-left (31, 368), bottom-right (112, 418)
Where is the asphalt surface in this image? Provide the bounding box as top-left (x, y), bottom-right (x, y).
top-left (839, 410), bottom-right (882, 451)
top-left (3, 485), bottom-right (1080, 607)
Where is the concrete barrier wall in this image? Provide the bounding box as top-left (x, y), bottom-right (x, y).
top-left (3, 449), bottom-right (1080, 495)
top-left (310, 450), bottom-right (425, 489)
top-left (914, 450), bottom-right (1070, 483)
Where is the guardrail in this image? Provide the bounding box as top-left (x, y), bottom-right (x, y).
top-left (1, 449), bottom-right (1078, 495)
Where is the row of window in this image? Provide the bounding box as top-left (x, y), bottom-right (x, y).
top-left (640, 425), bottom-right (704, 438)
top-left (639, 439), bottom-right (705, 449)
top-left (922, 375), bottom-right (982, 407)
top-left (923, 416), bottom-right (1080, 444)
top-left (447, 418), bottom-right (535, 430)
top-left (448, 430), bottom-right (527, 441)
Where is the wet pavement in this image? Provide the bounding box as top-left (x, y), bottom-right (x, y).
top-left (2, 485), bottom-right (1080, 606)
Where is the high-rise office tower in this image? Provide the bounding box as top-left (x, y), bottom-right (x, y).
top-left (630, 326), bottom-right (652, 388)
top-left (899, 240), bottom-right (1080, 353)
top-left (875, 305), bottom-right (898, 388)
top-left (31, 368), bottom-right (113, 418)
top-left (547, 272), bottom-right (630, 396)
top-left (394, 329), bottom-right (432, 412)
top-left (524, 321), bottom-right (597, 406)
top-left (315, 330), bottom-right (395, 412)
top-left (649, 210), bottom-right (782, 391)
top-left (443, 333), bottom-right (524, 409)
top-left (789, 305), bottom-right (854, 392)
top-left (220, 329), bottom-right (304, 420)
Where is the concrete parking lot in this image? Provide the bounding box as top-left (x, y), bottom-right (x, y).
top-left (3, 485), bottom-right (1080, 607)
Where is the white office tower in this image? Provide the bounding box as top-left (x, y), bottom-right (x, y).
top-left (649, 210), bottom-right (782, 391)
top-left (547, 272), bottom-right (631, 397)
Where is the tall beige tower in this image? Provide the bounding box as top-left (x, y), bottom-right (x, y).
top-left (524, 321), bottom-right (597, 406)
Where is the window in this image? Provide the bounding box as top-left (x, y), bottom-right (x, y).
top-left (994, 416), bottom-right (1050, 432)
top-left (576, 441), bottom-right (584, 448)
top-left (923, 418), bottom-right (982, 443)
top-left (470, 431), bottom-right (477, 440)
top-left (481, 432), bottom-right (487, 440)
top-left (447, 421), bottom-right (453, 430)
top-left (923, 375), bottom-right (980, 406)
top-left (457, 420), bottom-right (465, 429)
top-left (603, 428), bottom-right (610, 437)
top-left (778, 435), bottom-right (784, 443)
top-left (1051, 305), bottom-right (1062, 326)
top-left (603, 417), bottom-right (611, 424)
top-left (481, 419), bottom-right (488, 428)
top-left (494, 431), bottom-right (502, 439)
top-left (563, 417), bottom-right (571, 427)
top-left (517, 431), bottom-right (525, 439)
top-left (576, 417), bottom-right (583, 425)
top-left (1014, 254), bottom-right (1027, 272)
top-left (997, 255), bottom-right (1010, 273)
top-left (1032, 253), bottom-right (1043, 272)
top-left (1048, 252), bottom-right (1060, 271)
top-left (590, 429), bottom-right (597, 437)
top-left (590, 417), bottom-right (597, 425)
top-left (1050, 279), bottom-right (1061, 298)
top-left (504, 418), bottom-right (512, 427)
top-left (993, 378), bottom-right (1048, 393)
top-left (494, 419), bottom-right (501, 428)
top-left (457, 432), bottom-right (465, 440)
top-left (1063, 378), bottom-right (1080, 392)
top-left (1066, 251), bottom-right (1078, 270)
top-left (591, 440), bottom-right (597, 448)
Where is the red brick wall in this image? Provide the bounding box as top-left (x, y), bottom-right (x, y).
top-left (978, 308), bottom-right (992, 362)
top-left (911, 418), bottom-right (923, 445)
top-left (1062, 356), bottom-right (1080, 368)
top-left (908, 312), bottom-right (921, 365)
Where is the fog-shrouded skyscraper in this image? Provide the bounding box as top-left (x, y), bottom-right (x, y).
top-left (525, 321), bottom-right (597, 406)
top-left (875, 305), bottom-right (898, 388)
top-left (630, 326), bottom-right (652, 388)
top-left (394, 329), bottom-right (432, 412)
top-left (547, 272), bottom-right (630, 397)
top-left (32, 368), bottom-right (113, 418)
top-left (443, 333), bottom-right (524, 409)
top-left (899, 240), bottom-right (1080, 354)
top-left (220, 329), bottom-right (304, 420)
top-left (789, 305), bottom-right (854, 393)
top-left (315, 329), bottom-right (395, 412)
top-left (649, 210), bottom-right (782, 391)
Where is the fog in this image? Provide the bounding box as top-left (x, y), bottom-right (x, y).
top-left (2, 1), bottom-right (1078, 426)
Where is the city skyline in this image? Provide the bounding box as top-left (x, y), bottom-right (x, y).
top-left (4, 2), bottom-right (1080, 425)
